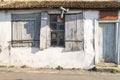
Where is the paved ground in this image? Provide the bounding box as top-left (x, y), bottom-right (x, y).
top-left (0, 69), bottom-right (120, 80)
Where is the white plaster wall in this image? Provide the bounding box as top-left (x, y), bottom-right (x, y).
top-left (84, 10), bottom-right (99, 64)
top-left (0, 11), bottom-right (11, 66)
top-left (11, 48), bottom-right (85, 68)
top-left (0, 10), bottom-right (98, 69)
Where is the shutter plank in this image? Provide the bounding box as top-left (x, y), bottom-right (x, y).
top-left (65, 15), bottom-right (71, 41)
top-left (76, 14), bottom-right (84, 50)
top-left (72, 15), bottom-right (77, 40)
top-left (65, 15), bottom-right (71, 51)
top-left (77, 14), bottom-right (84, 41)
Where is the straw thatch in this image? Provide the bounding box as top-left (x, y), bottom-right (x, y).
top-left (0, 1), bottom-right (120, 10)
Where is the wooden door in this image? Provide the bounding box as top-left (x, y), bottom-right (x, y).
top-left (99, 23), bottom-right (116, 62)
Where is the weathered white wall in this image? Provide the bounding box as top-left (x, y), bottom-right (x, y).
top-left (84, 10), bottom-right (99, 64)
top-left (0, 10), bottom-right (98, 69)
top-left (0, 11), bottom-right (11, 66)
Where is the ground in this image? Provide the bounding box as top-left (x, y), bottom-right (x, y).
top-left (0, 71), bottom-right (120, 80)
top-left (0, 68), bottom-right (120, 80)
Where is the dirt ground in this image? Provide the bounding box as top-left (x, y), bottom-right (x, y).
top-left (0, 71), bottom-right (120, 80)
top-left (0, 68), bottom-right (120, 80)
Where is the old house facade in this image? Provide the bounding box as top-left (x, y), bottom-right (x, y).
top-left (0, 0), bottom-right (120, 69)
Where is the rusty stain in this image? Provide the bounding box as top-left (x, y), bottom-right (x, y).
top-left (99, 10), bottom-right (118, 20)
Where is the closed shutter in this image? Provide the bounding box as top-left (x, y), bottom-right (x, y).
top-left (12, 13), bottom-right (41, 47)
top-left (65, 13), bottom-right (84, 51)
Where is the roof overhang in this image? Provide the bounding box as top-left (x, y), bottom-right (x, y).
top-left (0, 1), bottom-right (120, 10)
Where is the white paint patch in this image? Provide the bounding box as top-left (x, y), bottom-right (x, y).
top-left (0, 11), bottom-right (11, 66)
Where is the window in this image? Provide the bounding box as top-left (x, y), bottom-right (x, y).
top-left (12, 14), bottom-right (40, 47)
top-left (50, 15), bottom-right (65, 47)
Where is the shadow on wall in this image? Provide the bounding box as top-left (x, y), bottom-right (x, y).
top-left (31, 47), bottom-right (39, 54)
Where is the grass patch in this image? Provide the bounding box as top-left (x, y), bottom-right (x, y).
top-left (56, 65), bottom-right (64, 70)
top-left (72, 68), bottom-right (76, 70)
top-left (0, 65), bottom-right (7, 68)
top-left (8, 65), bottom-right (15, 68)
top-left (111, 69), bottom-right (120, 74)
top-left (88, 67), bottom-right (97, 71)
top-left (72, 68), bottom-right (80, 70)
top-left (21, 65), bottom-right (28, 68)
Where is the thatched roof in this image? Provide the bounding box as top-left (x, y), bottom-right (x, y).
top-left (0, 1), bottom-right (120, 10)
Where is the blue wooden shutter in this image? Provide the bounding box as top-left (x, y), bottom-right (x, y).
top-left (65, 13), bottom-right (84, 51)
top-left (12, 13), bottom-right (41, 47)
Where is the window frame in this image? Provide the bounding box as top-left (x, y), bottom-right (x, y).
top-left (50, 14), bottom-right (65, 47)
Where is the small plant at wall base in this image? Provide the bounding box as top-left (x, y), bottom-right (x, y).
top-left (88, 67), bottom-right (97, 72)
top-left (72, 68), bottom-right (76, 70)
top-left (0, 45), bottom-right (2, 53)
top-left (111, 69), bottom-right (120, 74)
top-left (56, 65), bottom-right (64, 70)
top-left (21, 65), bottom-right (28, 68)
top-left (0, 65), bottom-right (7, 68)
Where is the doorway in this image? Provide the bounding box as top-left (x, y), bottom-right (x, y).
top-left (98, 23), bottom-right (116, 63)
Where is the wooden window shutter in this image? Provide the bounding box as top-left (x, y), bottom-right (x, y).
top-left (65, 14), bottom-right (84, 51)
top-left (12, 13), bottom-right (41, 47)
top-left (99, 10), bottom-right (118, 20)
